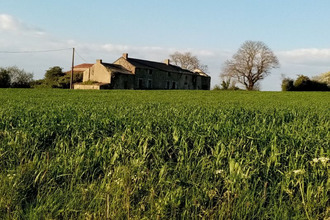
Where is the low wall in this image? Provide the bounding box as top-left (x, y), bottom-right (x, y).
top-left (74, 84), bottom-right (101, 90)
top-left (74, 83), bottom-right (111, 90)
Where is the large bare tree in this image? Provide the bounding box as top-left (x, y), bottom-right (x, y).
top-left (222, 41), bottom-right (279, 90)
top-left (169, 51), bottom-right (208, 72)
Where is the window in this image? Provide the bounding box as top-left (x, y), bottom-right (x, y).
top-left (166, 81), bottom-right (170, 89)
top-left (138, 78), bottom-right (143, 89)
top-left (168, 72), bottom-right (171, 77)
top-left (192, 76), bottom-right (197, 83)
top-left (148, 79), bottom-right (152, 89)
top-left (172, 81), bottom-right (176, 89)
top-left (148, 69), bottom-right (153, 75)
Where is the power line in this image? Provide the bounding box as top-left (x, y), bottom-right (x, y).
top-left (74, 49), bottom-right (88, 62)
top-left (1, 47), bottom-right (90, 63)
top-left (0, 48), bottom-right (72, 54)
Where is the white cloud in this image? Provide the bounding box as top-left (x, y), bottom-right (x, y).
top-left (1, 14), bottom-right (330, 90)
top-left (0, 14), bottom-right (44, 36)
top-left (277, 48), bottom-right (330, 67)
top-left (0, 14), bottom-right (17, 31)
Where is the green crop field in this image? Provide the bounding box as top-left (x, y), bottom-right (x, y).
top-left (0, 89), bottom-right (329, 219)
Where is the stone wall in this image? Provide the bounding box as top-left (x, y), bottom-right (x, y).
top-left (74, 84), bottom-right (101, 90)
top-left (83, 60), bottom-right (111, 84)
top-left (110, 73), bottom-right (135, 89)
top-left (113, 57), bottom-right (136, 73)
top-left (134, 68), bottom-right (209, 90)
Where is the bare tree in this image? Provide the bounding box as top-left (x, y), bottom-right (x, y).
top-left (5, 66), bottom-right (34, 88)
top-left (169, 51), bottom-right (208, 72)
top-left (222, 41), bottom-right (279, 90)
top-left (313, 71), bottom-right (330, 85)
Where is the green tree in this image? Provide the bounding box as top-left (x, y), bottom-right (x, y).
top-left (0, 66), bottom-right (33, 88)
top-left (293, 75), bottom-right (310, 90)
top-left (0, 68), bottom-right (11, 88)
top-left (58, 72), bottom-right (83, 88)
top-left (44, 66), bottom-right (65, 88)
top-left (281, 78), bottom-right (295, 91)
top-left (282, 75), bottom-right (329, 91)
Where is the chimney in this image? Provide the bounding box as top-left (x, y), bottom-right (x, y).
top-left (96, 59), bottom-right (102, 64)
top-left (164, 59), bottom-right (170, 65)
top-left (123, 53), bottom-right (128, 59)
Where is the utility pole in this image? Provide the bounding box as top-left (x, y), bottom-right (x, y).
top-left (70, 48), bottom-right (75, 89)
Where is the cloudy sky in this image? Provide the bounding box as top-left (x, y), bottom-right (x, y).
top-left (1, 0), bottom-right (330, 90)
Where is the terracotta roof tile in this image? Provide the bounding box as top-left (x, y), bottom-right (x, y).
top-left (74, 63), bottom-right (93, 69)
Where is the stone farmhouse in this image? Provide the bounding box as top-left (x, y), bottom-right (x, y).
top-left (74, 53), bottom-right (210, 90)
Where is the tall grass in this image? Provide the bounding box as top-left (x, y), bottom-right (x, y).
top-left (0, 89), bottom-right (329, 219)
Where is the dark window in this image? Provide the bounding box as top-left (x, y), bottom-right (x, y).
top-left (138, 78), bottom-right (143, 89)
top-left (168, 72), bottom-right (171, 77)
top-left (166, 81), bottom-right (170, 89)
top-left (172, 81), bottom-right (176, 89)
top-left (148, 79), bottom-right (152, 89)
top-left (192, 76), bottom-right (197, 83)
top-left (148, 69), bottom-right (152, 75)
top-left (202, 84), bottom-right (209, 90)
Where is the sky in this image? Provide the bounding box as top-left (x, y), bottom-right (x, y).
top-left (1, 0), bottom-right (330, 90)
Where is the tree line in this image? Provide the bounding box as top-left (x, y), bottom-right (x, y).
top-left (1, 41), bottom-right (330, 91)
top-left (0, 66), bottom-right (33, 88)
top-left (282, 74), bottom-right (330, 91)
top-left (0, 66), bottom-right (82, 88)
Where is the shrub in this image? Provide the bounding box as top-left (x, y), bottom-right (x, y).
top-left (58, 72), bottom-right (84, 88)
top-left (0, 66), bottom-right (33, 88)
top-left (281, 78), bottom-right (295, 91)
top-left (0, 68), bottom-right (11, 88)
top-left (282, 75), bottom-right (329, 91)
top-left (212, 85), bottom-right (221, 90)
top-left (82, 80), bottom-right (98, 85)
top-left (294, 75), bottom-right (311, 91)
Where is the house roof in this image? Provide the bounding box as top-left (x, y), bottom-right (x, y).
top-left (102, 62), bottom-right (133, 75)
top-left (125, 57), bottom-right (209, 76)
top-left (65, 63), bottom-right (94, 74)
top-left (74, 63), bottom-right (93, 69)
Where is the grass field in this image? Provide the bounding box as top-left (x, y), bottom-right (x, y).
top-left (0, 89), bottom-right (329, 219)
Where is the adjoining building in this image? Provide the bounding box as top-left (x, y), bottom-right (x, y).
top-left (74, 53), bottom-right (210, 90)
top-left (65, 63), bottom-right (93, 74)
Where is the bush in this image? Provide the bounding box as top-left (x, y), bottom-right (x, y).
top-left (281, 78), bottom-right (294, 91)
top-left (43, 66), bottom-right (65, 88)
top-left (0, 66), bottom-right (33, 88)
top-left (212, 85), bottom-right (221, 90)
top-left (41, 67), bottom-right (83, 88)
top-left (294, 75), bottom-right (311, 90)
top-left (30, 79), bottom-right (47, 88)
top-left (58, 72), bottom-right (83, 88)
top-left (282, 75), bottom-right (329, 91)
top-left (0, 68), bottom-right (11, 88)
top-left (82, 80), bottom-right (98, 85)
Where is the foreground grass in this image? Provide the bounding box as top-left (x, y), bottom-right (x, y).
top-left (0, 89), bottom-right (329, 219)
